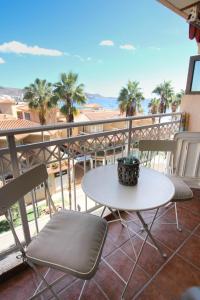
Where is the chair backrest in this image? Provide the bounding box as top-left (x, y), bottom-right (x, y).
top-left (173, 132), bottom-right (200, 187)
top-left (139, 140), bottom-right (177, 153)
top-left (139, 133), bottom-right (200, 187)
top-left (138, 140), bottom-right (177, 173)
top-left (0, 164), bottom-right (48, 215)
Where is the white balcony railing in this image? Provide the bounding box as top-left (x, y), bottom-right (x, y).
top-left (0, 112), bottom-right (183, 264)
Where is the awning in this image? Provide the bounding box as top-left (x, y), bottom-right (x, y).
top-left (157, 0), bottom-right (200, 20)
top-left (189, 23), bottom-right (200, 42)
top-left (157, 1), bottom-right (200, 42)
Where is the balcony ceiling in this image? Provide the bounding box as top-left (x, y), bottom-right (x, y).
top-left (158, 0), bottom-right (200, 19)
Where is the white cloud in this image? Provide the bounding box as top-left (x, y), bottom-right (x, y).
top-left (0, 40), bottom-right (101, 64)
top-left (99, 40), bottom-right (114, 46)
top-left (0, 41), bottom-right (63, 56)
top-left (0, 57), bottom-right (5, 64)
top-left (119, 44), bottom-right (135, 51)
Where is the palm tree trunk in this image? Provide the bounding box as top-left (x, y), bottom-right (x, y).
top-left (66, 115), bottom-right (73, 137)
top-left (66, 117), bottom-right (71, 138)
top-left (39, 113), bottom-right (46, 142)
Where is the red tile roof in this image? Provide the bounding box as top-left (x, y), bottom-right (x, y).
top-left (0, 119), bottom-right (39, 130)
top-left (80, 110), bottom-right (121, 121)
top-left (0, 96), bottom-right (16, 104)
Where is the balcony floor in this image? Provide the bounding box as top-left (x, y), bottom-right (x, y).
top-left (0, 189), bottom-right (200, 300)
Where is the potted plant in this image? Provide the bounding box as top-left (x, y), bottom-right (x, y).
top-left (117, 156), bottom-right (140, 186)
top-left (51, 162), bottom-right (58, 169)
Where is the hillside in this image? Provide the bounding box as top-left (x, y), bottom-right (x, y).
top-left (0, 86), bottom-right (114, 101)
top-left (0, 86), bottom-right (24, 100)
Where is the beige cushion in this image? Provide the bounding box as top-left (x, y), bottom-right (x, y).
top-left (26, 210), bottom-right (108, 279)
top-left (167, 175), bottom-right (193, 202)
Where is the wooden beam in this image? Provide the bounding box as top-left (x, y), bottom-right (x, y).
top-left (181, 1), bottom-right (200, 11)
top-left (157, 0), bottom-right (188, 19)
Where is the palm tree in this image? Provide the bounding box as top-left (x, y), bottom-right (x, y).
top-left (24, 78), bottom-right (55, 125)
top-left (118, 81), bottom-right (144, 117)
top-left (148, 98), bottom-right (160, 114)
top-left (148, 98), bottom-right (160, 124)
top-left (53, 72), bottom-right (86, 136)
top-left (171, 89), bottom-right (184, 113)
top-left (152, 81), bottom-right (174, 113)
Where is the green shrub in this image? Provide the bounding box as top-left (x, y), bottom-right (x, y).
top-left (0, 220), bottom-right (10, 233)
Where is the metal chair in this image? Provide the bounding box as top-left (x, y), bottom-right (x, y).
top-left (173, 132), bottom-right (200, 188)
top-left (139, 138), bottom-right (193, 231)
top-left (0, 164), bottom-right (108, 299)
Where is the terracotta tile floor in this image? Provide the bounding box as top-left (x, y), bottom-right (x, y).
top-left (0, 189), bottom-right (200, 300)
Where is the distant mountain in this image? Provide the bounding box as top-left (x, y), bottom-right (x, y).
top-left (0, 86), bottom-right (116, 101)
top-left (0, 86), bottom-right (24, 101)
top-left (85, 93), bottom-right (116, 100)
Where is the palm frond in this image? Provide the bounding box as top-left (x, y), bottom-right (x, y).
top-left (53, 72), bottom-right (86, 124)
top-left (118, 81), bottom-right (144, 116)
top-left (23, 78), bottom-right (54, 125)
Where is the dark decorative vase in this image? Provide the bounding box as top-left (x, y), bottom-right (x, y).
top-left (117, 157), bottom-right (140, 186)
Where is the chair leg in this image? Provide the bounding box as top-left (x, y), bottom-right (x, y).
top-left (141, 203), bottom-right (183, 232)
top-left (100, 206), bottom-right (106, 217)
top-left (174, 202), bottom-right (182, 232)
top-left (78, 280), bottom-right (87, 300)
top-left (27, 261), bottom-right (60, 300)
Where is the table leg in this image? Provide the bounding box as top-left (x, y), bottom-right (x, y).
top-left (121, 208), bottom-right (166, 300)
top-left (100, 206), bottom-right (106, 217)
top-left (118, 210), bottom-right (137, 259)
top-left (109, 207), bottom-right (119, 219)
top-left (136, 211), bottom-right (167, 258)
top-left (101, 206), bottom-right (119, 219)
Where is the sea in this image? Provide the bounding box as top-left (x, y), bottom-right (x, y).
top-left (82, 97), bottom-right (150, 114)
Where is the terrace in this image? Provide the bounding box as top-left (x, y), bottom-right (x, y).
top-left (1, 191), bottom-right (200, 299)
top-left (0, 112), bottom-right (199, 300)
top-left (1, 0), bottom-right (200, 299)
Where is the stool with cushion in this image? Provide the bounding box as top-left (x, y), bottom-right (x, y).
top-left (139, 139), bottom-right (193, 231)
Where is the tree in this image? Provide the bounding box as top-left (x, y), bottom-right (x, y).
top-left (171, 89), bottom-right (184, 113)
top-left (24, 79), bottom-right (55, 125)
top-left (148, 98), bottom-right (160, 124)
top-left (152, 81), bottom-right (174, 113)
top-left (53, 72), bottom-right (86, 136)
top-left (118, 81), bottom-right (144, 117)
top-left (148, 98), bottom-right (160, 115)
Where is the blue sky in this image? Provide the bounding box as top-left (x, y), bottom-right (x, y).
top-left (0, 0), bottom-right (197, 97)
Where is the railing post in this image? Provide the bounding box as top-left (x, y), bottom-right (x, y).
top-left (7, 134), bottom-right (31, 245)
top-left (157, 115), bottom-right (162, 140)
top-left (127, 119), bottom-right (132, 156)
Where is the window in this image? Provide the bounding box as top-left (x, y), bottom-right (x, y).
top-left (192, 61), bottom-right (200, 91)
top-left (17, 111), bottom-right (23, 119)
top-left (24, 112), bottom-right (31, 120)
top-left (186, 55), bottom-right (200, 94)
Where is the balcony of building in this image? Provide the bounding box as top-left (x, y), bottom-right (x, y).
top-left (1, 112), bottom-right (200, 300)
top-left (1, 1), bottom-right (200, 299)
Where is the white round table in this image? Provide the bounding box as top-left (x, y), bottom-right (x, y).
top-left (82, 164), bottom-right (175, 212)
top-left (82, 165), bottom-right (175, 299)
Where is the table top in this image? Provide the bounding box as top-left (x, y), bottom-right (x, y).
top-left (82, 165), bottom-right (175, 212)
